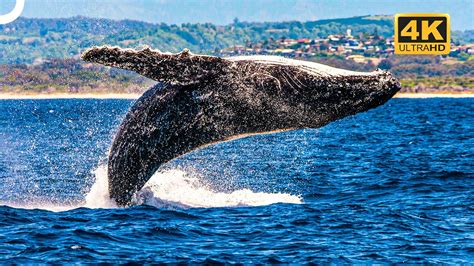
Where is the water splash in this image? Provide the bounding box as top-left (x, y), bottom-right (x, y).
top-left (85, 165), bottom-right (301, 209)
top-left (84, 166), bottom-right (117, 208)
top-left (1, 165), bottom-right (301, 211)
top-left (134, 169), bottom-right (302, 208)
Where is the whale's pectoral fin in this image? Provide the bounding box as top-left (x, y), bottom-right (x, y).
top-left (81, 46), bottom-right (230, 85)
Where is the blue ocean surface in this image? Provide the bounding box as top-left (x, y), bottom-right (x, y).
top-left (0, 98), bottom-right (472, 263)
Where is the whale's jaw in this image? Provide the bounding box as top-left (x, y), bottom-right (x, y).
top-left (82, 47), bottom-right (401, 206)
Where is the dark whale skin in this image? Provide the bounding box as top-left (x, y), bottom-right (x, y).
top-left (82, 47), bottom-right (401, 206)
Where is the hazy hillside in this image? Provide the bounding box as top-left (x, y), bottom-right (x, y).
top-left (1, 15), bottom-right (472, 95)
top-left (0, 15), bottom-right (397, 64)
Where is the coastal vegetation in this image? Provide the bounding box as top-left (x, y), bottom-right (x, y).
top-left (0, 16), bottom-right (397, 64)
top-left (0, 16), bottom-right (472, 95)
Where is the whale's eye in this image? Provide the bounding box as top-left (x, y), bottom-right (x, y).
top-left (0, 0), bottom-right (25, 25)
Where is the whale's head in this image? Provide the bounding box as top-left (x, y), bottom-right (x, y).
top-left (300, 69), bottom-right (400, 128)
top-left (82, 47), bottom-right (401, 206)
top-left (225, 55), bottom-right (401, 130)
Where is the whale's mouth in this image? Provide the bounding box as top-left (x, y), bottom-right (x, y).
top-left (85, 165), bottom-right (302, 209)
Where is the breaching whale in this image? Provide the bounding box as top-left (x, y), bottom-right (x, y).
top-left (82, 46), bottom-right (401, 206)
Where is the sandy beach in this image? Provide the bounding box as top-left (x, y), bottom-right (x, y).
top-left (1, 92), bottom-right (473, 100)
top-left (0, 93), bottom-right (142, 100)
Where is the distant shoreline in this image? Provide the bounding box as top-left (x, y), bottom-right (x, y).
top-left (0, 92), bottom-right (473, 100)
top-left (393, 93), bottom-right (474, 98)
top-left (0, 93), bottom-right (142, 100)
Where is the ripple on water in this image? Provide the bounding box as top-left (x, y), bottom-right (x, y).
top-left (0, 98), bottom-right (472, 263)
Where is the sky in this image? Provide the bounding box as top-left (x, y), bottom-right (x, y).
top-left (1, 0), bottom-right (473, 30)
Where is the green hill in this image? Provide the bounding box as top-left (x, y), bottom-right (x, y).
top-left (0, 15), bottom-right (396, 64)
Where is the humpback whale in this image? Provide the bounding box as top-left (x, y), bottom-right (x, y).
top-left (82, 46), bottom-right (401, 206)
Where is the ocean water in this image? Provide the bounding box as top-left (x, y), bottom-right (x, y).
top-left (0, 98), bottom-right (472, 263)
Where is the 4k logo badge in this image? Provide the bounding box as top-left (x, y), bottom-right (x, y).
top-left (395, 14), bottom-right (450, 55)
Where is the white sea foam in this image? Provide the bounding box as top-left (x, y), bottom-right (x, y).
top-left (83, 165), bottom-right (117, 208)
top-left (134, 169), bottom-right (302, 208)
top-left (85, 165), bottom-right (302, 209)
